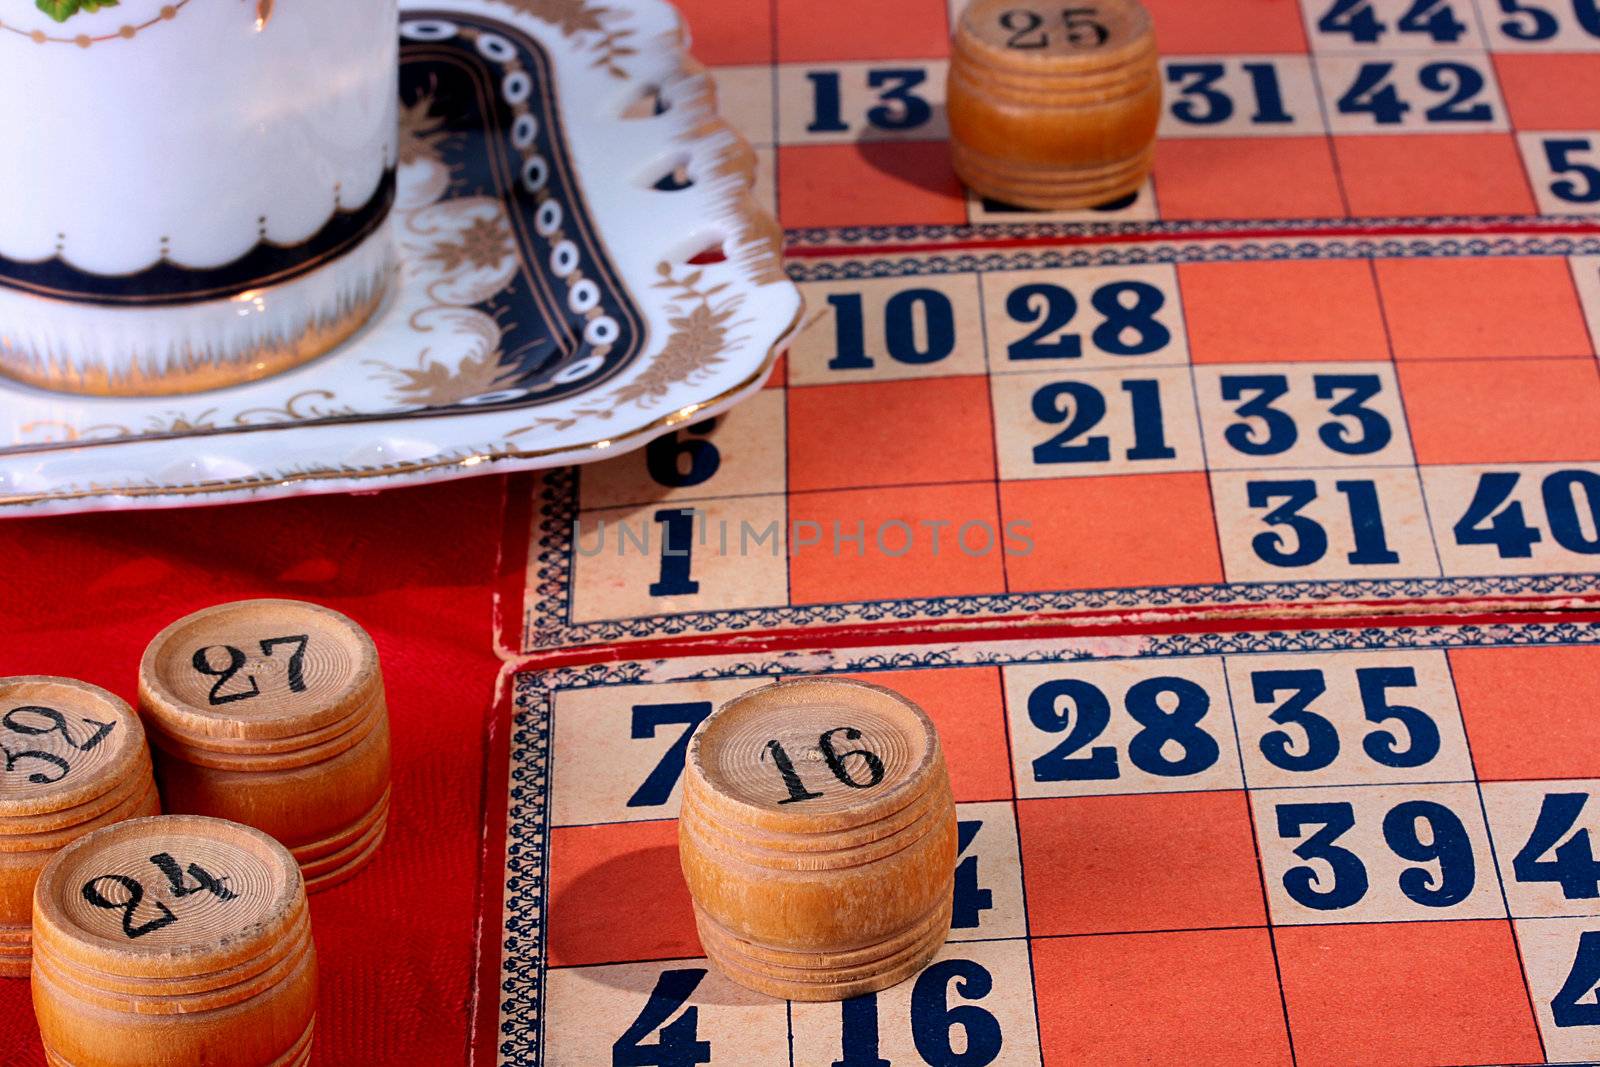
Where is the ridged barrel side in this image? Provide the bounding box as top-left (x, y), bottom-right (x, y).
top-left (138, 600), bottom-right (390, 890)
top-left (947, 0), bottom-right (1162, 208)
top-left (678, 678), bottom-right (959, 1000)
top-left (30, 815), bottom-right (317, 1067)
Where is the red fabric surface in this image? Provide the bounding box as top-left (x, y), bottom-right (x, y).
top-left (0, 474), bottom-right (510, 1065)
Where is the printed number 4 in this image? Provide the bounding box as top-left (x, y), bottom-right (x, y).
top-left (614, 969), bottom-right (712, 1067)
top-left (1512, 793), bottom-right (1600, 899)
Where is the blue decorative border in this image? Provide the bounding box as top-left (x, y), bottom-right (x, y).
top-left (783, 215), bottom-right (1600, 250)
top-left (787, 236), bottom-right (1600, 282)
top-left (496, 618), bottom-right (1600, 1063)
top-left (520, 464), bottom-right (1600, 649)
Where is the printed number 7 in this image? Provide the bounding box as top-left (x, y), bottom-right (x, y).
top-left (627, 702), bottom-right (713, 808)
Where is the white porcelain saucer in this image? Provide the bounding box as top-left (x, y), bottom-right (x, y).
top-left (0, 0), bottom-right (800, 515)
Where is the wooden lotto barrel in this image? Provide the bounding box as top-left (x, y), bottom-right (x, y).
top-left (947, 0), bottom-right (1161, 209)
top-left (0, 677), bottom-right (159, 979)
top-left (31, 815), bottom-right (315, 1067)
top-left (678, 678), bottom-right (957, 1001)
top-left (137, 599), bottom-right (390, 891)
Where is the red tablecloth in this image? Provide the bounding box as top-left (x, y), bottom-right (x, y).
top-left (0, 474), bottom-right (511, 1064)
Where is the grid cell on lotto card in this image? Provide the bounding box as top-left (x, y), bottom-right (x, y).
top-left (787, 272), bottom-right (987, 387)
top-left (1482, 779), bottom-right (1600, 920)
top-left (1157, 55), bottom-right (1327, 138)
top-left (990, 366), bottom-right (1206, 482)
top-left (790, 940), bottom-right (1043, 1067)
top-left (1275, 919), bottom-right (1544, 1067)
top-left (1178, 259), bottom-right (1391, 364)
top-left (548, 678), bottom-right (758, 827)
top-left (1223, 649), bottom-right (1474, 790)
top-left (1299, 0), bottom-right (1489, 52)
top-left (1151, 136), bottom-right (1347, 220)
top-left (1000, 658), bottom-right (1245, 800)
top-left (568, 492), bottom-right (790, 623)
top-left (1519, 130), bottom-right (1600, 213)
top-left (1451, 645), bottom-right (1600, 782)
top-left (776, 60), bottom-right (948, 146)
top-left (1250, 781), bottom-right (1505, 926)
top-left (1476, 0), bottom-right (1600, 52)
top-left (1399, 358), bottom-right (1600, 466)
top-left (1193, 362), bottom-right (1416, 473)
top-left (947, 800), bottom-right (1029, 943)
top-left (978, 265), bottom-right (1191, 374)
top-left (1514, 915), bottom-right (1600, 1061)
top-left (1316, 52), bottom-right (1509, 133)
top-left (545, 958), bottom-right (791, 1066)
top-left (1422, 462), bottom-right (1600, 576)
top-left (1210, 466), bottom-right (1441, 582)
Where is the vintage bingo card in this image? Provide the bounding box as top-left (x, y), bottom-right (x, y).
top-left (484, 619), bottom-right (1600, 1065)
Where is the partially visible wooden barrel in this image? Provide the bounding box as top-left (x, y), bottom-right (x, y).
top-left (137, 600), bottom-right (390, 891)
top-left (31, 815), bottom-right (316, 1067)
top-left (0, 677), bottom-right (159, 978)
top-left (678, 677), bottom-right (957, 1001)
top-left (947, 0), bottom-right (1162, 209)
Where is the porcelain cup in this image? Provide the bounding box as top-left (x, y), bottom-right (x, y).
top-left (0, 0), bottom-right (398, 395)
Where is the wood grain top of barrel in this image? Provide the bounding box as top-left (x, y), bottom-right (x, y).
top-left (0, 678), bottom-right (152, 824)
top-left (955, 0), bottom-right (1155, 75)
top-left (684, 677), bottom-right (943, 833)
top-left (32, 815), bottom-right (316, 1067)
top-left (138, 599), bottom-right (380, 746)
top-left (0, 678), bottom-right (160, 979)
top-left (679, 678), bottom-right (958, 1000)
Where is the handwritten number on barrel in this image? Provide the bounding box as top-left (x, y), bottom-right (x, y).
top-left (194, 645), bottom-right (260, 705)
top-left (627, 702), bottom-right (713, 808)
top-left (149, 852), bottom-right (238, 901)
top-left (82, 875), bottom-right (178, 940)
top-left (820, 727), bottom-right (887, 789)
top-left (0, 705), bottom-right (117, 785)
top-left (911, 959), bottom-right (1003, 1067)
top-left (192, 634), bottom-right (312, 705)
top-left (763, 727), bottom-right (885, 804)
top-left (952, 821), bottom-right (995, 929)
top-left (613, 968), bottom-right (712, 1067)
top-left (259, 634), bottom-right (309, 693)
top-left (1513, 793), bottom-right (1600, 900)
top-left (1000, 7), bottom-right (1107, 49)
top-left (81, 853), bottom-right (240, 940)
